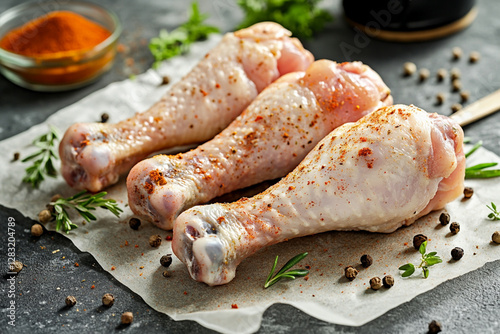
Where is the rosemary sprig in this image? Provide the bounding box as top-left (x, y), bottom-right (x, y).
top-left (464, 140), bottom-right (500, 179)
top-left (264, 252), bottom-right (309, 288)
top-left (51, 191), bottom-right (123, 233)
top-left (399, 241), bottom-right (442, 279)
top-left (149, 2), bottom-right (219, 68)
top-left (487, 202), bottom-right (500, 221)
top-left (22, 126), bottom-right (59, 188)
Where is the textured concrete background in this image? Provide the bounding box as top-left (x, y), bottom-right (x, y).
top-left (1, 0), bottom-right (499, 333)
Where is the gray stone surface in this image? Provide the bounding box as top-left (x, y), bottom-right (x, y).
top-left (1, 0), bottom-right (499, 333)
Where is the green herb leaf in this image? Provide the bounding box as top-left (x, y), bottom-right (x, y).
top-left (419, 240), bottom-right (427, 255)
top-left (425, 256), bottom-right (443, 266)
top-left (237, 0), bottom-right (333, 39)
top-left (264, 252), bottom-right (309, 288)
top-left (423, 266), bottom-right (429, 279)
top-left (22, 126), bottom-right (60, 188)
top-left (50, 191), bottom-right (123, 233)
top-left (487, 202), bottom-right (500, 221)
top-left (149, 2), bottom-right (219, 68)
top-left (465, 140), bottom-right (482, 158)
top-left (399, 263), bottom-right (415, 277)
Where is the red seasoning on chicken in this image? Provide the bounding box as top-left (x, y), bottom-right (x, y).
top-left (59, 22), bottom-right (313, 192)
top-left (127, 60), bottom-right (392, 230)
top-left (172, 105), bottom-right (465, 286)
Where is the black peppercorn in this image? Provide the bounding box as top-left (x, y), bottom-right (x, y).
top-left (121, 311), bottom-right (133, 325)
top-left (383, 275), bottom-right (394, 288)
top-left (100, 113), bottom-right (109, 123)
top-left (149, 234), bottom-right (162, 247)
top-left (451, 247), bottom-right (464, 260)
top-left (450, 222), bottom-right (460, 235)
top-left (102, 293), bottom-right (115, 307)
top-left (12, 152), bottom-right (20, 161)
top-left (129, 218), bottom-right (141, 230)
top-left (161, 76), bottom-right (170, 85)
top-left (428, 320), bottom-right (442, 333)
top-left (345, 266), bottom-right (358, 281)
top-left (463, 187), bottom-right (473, 199)
top-left (370, 277), bottom-right (383, 290)
top-left (439, 212), bottom-right (450, 226)
top-left (160, 254), bottom-right (172, 268)
top-left (360, 254), bottom-right (373, 268)
top-left (65, 295), bottom-right (77, 307)
top-left (413, 234), bottom-right (428, 250)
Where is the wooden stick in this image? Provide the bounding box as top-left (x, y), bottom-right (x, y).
top-left (450, 88), bottom-right (500, 127)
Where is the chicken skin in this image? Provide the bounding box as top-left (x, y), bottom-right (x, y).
top-left (127, 60), bottom-right (392, 230)
top-left (172, 105), bottom-right (465, 286)
top-left (59, 22), bottom-right (313, 192)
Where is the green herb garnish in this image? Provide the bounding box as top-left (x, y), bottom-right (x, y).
top-left (51, 191), bottom-right (123, 233)
top-left (399, 241), bottom-right (442, 279)
top-left (464, 140), bottom-right (500, 178)
top-left (22, 126), bottom-right (59, 188)
top-left (237, 0), bottom-right (333, 39)
top-left (149, 2), bottom-right (219, 68)
top-left (264, 252), bottom-right (309, 288)
top-left (487, 202), bottom-right (500, 221)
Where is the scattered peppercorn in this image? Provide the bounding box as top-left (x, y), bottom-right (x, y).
top-left (452, 47), bottom-right (462, 60)
top-left (413, 234), bottom-right (428, 250)
top-left (450, 222), bottom-right (460, 235)
top-left (460, 90), bottom-right (470, 102)
top-left (65, 295), bottom-right (77, 307)
top-left (360, 254), bottom-right (373, 268)
top-left (403, 62), bottom-right (417, 76)
top-left (382, 275), bottom-right (394, 288)
top-left (31, 223), bottom-right (43, 237)
top-left (161, 76), bottom-right (170, 85)
top-left (129, 218), bottom-right (141, 230)
top-left (102, 293), bottom-right (115, 307)
top-left (436, 92), bottom-right (446, 105)
top-left (452, 79), bottom-right (461, 92)
top-left (100, 113), bottom-right (109, 123)
top-left (369, 277), bottom-right (383, 290)
top-left (419, 68), bottom-right (430, 81)
top-left (450, 68), bottom-right (461, 80)
top-left (469, 51), bottom-right (480, 63)
top-left (9, 261), bottom-right (23, 273)
top-left (451, 247), bottom-right (464, 261)
top-left (345, 266), bottom-right (358, 281)
top-left (51, 194), bottom-right (62, 202)
top-left (428, 320), bottom-right (442, 333)
top-left (436, 69), bottom-right (447, 81)
top-left (160, 254), bottom-right (172, 268)
top-left (439, 212), bottom-right (450, 226)
top-left (12, 152), bottom-right (20, 161)
top-left (492, 231), bottom-right (500, 244)
top-left (451, 103), bottom-right (462, 113)
top-left (149, 234), bottom-right (162, 247)
top-left (121, 311), bottom-right (133, 325)
top-left (463, 187), bottom-right (473, 199)
top-left (162, 270), bottom-right (171, 278)
top-left (38, 209), bottom-right (52, 224)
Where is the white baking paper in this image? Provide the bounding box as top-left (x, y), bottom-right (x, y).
top-left (1, 35), bottom-right (499, 334)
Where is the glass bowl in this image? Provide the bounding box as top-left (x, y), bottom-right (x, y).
top-left (0, 1), bottom-right (122, 91)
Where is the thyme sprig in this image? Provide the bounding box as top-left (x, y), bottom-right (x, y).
top-left (399, 241), bottom-right (442, 279)
top-left (149, 2), bottom-right (219, 68)
top-left (264, 252), bottom-right (309, 288)
top-left (487, 202), bottom-right (500, 221)
top-left (464, 140), bottom-right (500, 179)
top-left (51, 191), bottom-right (123, 233)
top-left (22, 126), bottom-right (59, 188)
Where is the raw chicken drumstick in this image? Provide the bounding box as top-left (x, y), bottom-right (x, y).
top-left (173, 104), bottom-right (466, 286)
top-left (59, 22), bottom-right (313, 192)
top-left (127, 60), bottom-right (392, 230)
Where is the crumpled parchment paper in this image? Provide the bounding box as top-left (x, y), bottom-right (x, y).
top-left (1, 35), bottom-right (499, 334)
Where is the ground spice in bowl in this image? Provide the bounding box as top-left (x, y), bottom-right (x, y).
top-left (0, 11), bottom-right (110, 56)
top-left (0, 2), bottom-right (121, 91)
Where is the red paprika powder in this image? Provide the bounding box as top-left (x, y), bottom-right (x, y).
top-left (0, 11), bottom-right (111, 56)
